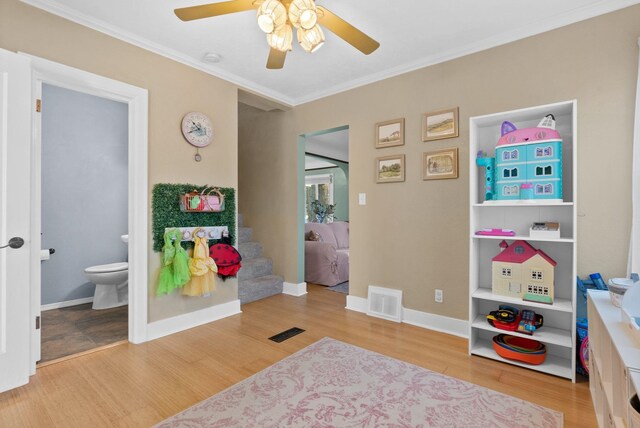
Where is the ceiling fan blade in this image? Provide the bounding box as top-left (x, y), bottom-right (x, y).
top-left (266, 48), bottom-right (287, 69)
top-left (316, 6), bottom-right (380, 55)
top-left (175, 0), bottom-right (257, 21)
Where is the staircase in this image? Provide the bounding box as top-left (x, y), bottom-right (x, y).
top-left (237, 214), bottom-right (284, 304)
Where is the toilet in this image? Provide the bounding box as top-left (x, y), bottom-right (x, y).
top-left (85, 262), bottom-right (129, 309)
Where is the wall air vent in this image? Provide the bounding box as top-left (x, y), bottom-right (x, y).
top-left (367, 285), bottom-right (403, 323)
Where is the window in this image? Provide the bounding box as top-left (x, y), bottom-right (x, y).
top-left (501, 268), bottom-right (512, 277)
top-left (535, 165), bottom-right (553, 176)
top-left (527, 284), bottom-right (550, 295)
top-left (531, 270), bottom-right (543, 281)
top-left (502, 150), bottom-right (519, 161)
top-left (514, 245), bottom-right (525, 254)
top-left (502, 185), bottom-right (519, 196)
top-left (535, 146), bottom-right (553, 158)
top-left (503, 168), bottom-right (518, 178)
top-left (535, 183), bottom-right (554, 195)
top-left (305, 174), bottom-right (334, 222)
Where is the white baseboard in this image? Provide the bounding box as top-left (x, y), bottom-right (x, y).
top-left (345, 295), bottom-right (468, 338)
top-left (283, 282), bottom-right (307, 296)
top-left (402, 308), bottom-right (468, 338)
top-left (41, 296), bottom-right (93, 311)
top-left (147, 299), bottom-right (241, 341)
top-left (346, 295), bottom-right (367, 313)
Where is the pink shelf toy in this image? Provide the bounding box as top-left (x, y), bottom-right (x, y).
top-left (475, 228), bottom-right (516, 236)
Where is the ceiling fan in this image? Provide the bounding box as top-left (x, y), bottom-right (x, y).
top-left (174, 0), bottom-right (380, 69)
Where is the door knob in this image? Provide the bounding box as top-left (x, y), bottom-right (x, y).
top-left (0, 237), bottom-right (24, 249)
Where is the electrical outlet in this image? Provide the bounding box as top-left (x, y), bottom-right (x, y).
top-left (435, 289), bottom-right (443, 303)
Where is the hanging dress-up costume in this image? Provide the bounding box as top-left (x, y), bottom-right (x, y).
top-left (157, 228), bottom-right (190, 295)
top-left (172, 231), bottom-right (191, 288)
top-left (182, 228), bottom-right (218, 296)
top-left (209, 232), bottom-right (242, 280)
top-left (157, 229), bottom-right (177, 295)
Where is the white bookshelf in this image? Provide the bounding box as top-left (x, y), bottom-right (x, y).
top-left (468, 100), bottom-right (578, 381)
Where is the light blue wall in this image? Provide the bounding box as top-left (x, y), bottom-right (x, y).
top-left (305, 163), bottom-right (349, 222)
top-left (41, 84), bottom-right (128, 305)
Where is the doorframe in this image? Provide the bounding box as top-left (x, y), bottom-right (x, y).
top-left (296, 125), bottom-right (349, 283)
top-left (23, 54), bottom-right (149, 372)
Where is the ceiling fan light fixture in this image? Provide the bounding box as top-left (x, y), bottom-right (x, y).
top-left (257, 0), bottom-right (287, 34)
top-left (289, 0), bottom-right (318, 30)
top-left (297, 25), bottom-right (325, 53)
top-left (267, 23), bottom-right (293, 52)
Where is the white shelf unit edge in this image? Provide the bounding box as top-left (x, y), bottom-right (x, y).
top-left (472, 235), bottom-right (574, 243)
top-left (472, 288), bottom-right (573, 312)
top-left (468, 100), bottom-right (578, 382)
top-left (471, 339), bottom-right (573, 379)
top-left (471, 315), bottom-right (572, 347)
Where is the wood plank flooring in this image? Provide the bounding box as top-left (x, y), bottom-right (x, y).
top-left (0, 285), bottom-right (595, 427)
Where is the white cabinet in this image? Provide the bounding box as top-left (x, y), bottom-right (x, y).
top-left (588, 290), bottom-right (640, 427)
top-left (468, 100), bottom-right (577, 381)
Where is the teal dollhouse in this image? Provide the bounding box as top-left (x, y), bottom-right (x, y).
top-left (477, 114), bottom-right (563, 202)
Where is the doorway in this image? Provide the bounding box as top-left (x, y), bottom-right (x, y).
top-left (27, 54), bottom-right (148, 370)
top-left (38, 84), bottom-right (129, 363)
top-left (299, 126), bottom-right (349, 291)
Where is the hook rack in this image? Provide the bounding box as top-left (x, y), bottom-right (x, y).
top-left (165, 226), bottom-right (228, 242)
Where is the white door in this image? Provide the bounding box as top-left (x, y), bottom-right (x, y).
top-left (0, 49), bottom-right (32, 392)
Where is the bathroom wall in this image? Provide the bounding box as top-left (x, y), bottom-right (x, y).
top-left (41, 84), bottom-right (128, 306)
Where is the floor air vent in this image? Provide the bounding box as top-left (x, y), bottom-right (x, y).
top-left (268, 327), bottom-right (305, 343)
top-left (367, 286), bottom-right (403, 322)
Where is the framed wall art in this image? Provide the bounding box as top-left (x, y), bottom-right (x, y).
top-left (422, 107), bottom-right (459, 142)
top-left (376, 154), bottom-right (405, 183)
top-left (422, 148), bottom-right (458, 180)
top-left (375, 118), bottom-right (405, 148)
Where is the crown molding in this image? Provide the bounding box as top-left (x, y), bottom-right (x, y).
top-left (294, 0), bottom-right (640, 105)
top-left (19, 0), bottom-right (297, 106)
top-left (21, 0), bottom-right (640, 107)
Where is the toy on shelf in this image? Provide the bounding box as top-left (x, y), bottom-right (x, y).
top-left (492, 240), bottom-right (556, 303)
top-left (529, 222), bottom-right (560, 239)
top-left (518, 309), bottom-right (543, 334)
top-left (475, 228), bottom-right (516, 236)
top-left (492, 334), bottom-right (547, 365)
top-left (476, 114), bottom-right (563, 203)
top-left (486, 305), bottom-right (543, 335)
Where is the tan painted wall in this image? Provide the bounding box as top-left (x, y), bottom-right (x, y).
top-left (0, 0), bottom-right (239, 322)
top-left (239, 6), bottom-right (640, 320)
top-left (238, 104), bottom-right (297, 281)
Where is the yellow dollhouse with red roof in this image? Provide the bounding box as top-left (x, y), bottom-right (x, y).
top-left (491, 240), bottom-right (556, 301)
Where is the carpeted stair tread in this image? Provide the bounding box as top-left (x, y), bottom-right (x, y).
top-left (238, 241), bottom-right (262, 260)
top-left (238, 257), bottom-right (273, 280)
top-left (239, 275), bottom-right (283, 304)
top-left (238, 227), bottom-right (253, 244)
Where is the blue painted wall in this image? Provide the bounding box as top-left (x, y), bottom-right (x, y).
top-left (41, 84), bottom-right (128, 306)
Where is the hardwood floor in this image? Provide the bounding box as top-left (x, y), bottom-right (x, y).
top-left (0, 285), bottom-right (595, 427)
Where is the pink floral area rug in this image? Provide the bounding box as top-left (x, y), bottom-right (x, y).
top-left (156, 337), bottom-right (562, 427)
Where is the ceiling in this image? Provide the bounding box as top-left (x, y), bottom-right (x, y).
top-left (305, 156), bottom-right (336, 170)
top-left (22, 0), bottom-right (640, 106)
top-left (305, 128), bottom-right (348, 163)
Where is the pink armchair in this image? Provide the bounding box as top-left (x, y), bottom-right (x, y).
top-left (304, 222), bottom-right (349, 286)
